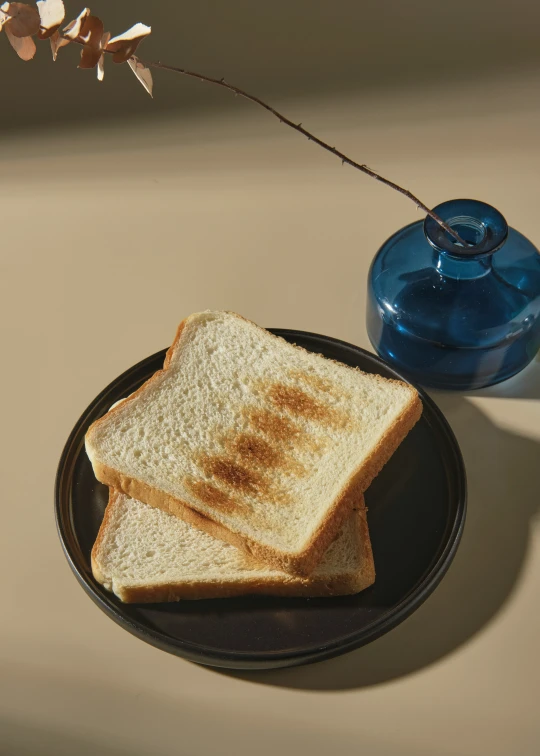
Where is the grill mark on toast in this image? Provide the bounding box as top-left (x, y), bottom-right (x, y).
top-left (195, 452), bottom-right (293, 506)
top-left (246, 408), bottom-right (302, 443)
top-left (199, 455), bottom-right (263, 494)
top-left (192, 379), bottom-right (343, 512)
top-left (267, 383), bottom-right (348, 428)
top-left (184, 479), bottom-right (241, 513)
top-left (244, 408), bottom-right (328, 453)
top-left (230, 432), bottom-right (306, 476)
top-left (288, 370), bottom-right (334, 394)
top-left (233, 433), bottom-right (280, 467)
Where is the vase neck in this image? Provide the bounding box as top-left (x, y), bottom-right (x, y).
top-left (435, 250), bottom-right (492, 280)
top-left (424, 199), bottom-right (508, 260)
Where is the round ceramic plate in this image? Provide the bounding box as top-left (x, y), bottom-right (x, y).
top-left (56, 330), bottom-right (466, 670)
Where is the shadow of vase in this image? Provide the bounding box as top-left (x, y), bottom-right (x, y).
top-left (460, 354), bottom-right (540, 400)
top-left (214, 394), bottom-right (539, 690)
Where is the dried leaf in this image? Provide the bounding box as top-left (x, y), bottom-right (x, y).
top-left (78, 14), bottom-right (104, 69)
top-left (128, 55), bottom-right (153, 97)
top-left (3, 2), bottom-right (40, 37)
top-left (5, 24), bottom-right (36, 59)
top-left (78, 12), bottom-right (101, 42)
top-left (97, 30), bottom-right (110, 81)
top-left (106, 22), bottom-right (151, 64)
top-left (62, 6), bottom-right (89, 40)
top-left (37, 0), bottom-right (65, 38)
top-left (49, 27), bottom-right (68, 59)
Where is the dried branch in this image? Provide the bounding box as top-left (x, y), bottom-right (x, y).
top-left (137, 56), bottom-right (465, 244)
top-left (0, 1), bottom-right (468, 246)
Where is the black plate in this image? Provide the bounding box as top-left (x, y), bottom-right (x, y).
top-left (56, 330), bottom-right (466, 670)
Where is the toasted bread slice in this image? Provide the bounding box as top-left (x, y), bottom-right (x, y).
top-left (92, 490), bottom-right (375, 603)
top-left (86, 311), bottom-right (421, 575)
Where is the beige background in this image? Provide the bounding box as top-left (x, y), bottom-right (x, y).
top-left (1, 2), bottom-right (540, 754)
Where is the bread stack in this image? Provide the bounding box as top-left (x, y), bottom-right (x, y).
top-left (85, 311), bottom-right (422, 602)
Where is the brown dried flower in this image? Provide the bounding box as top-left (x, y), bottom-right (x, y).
top-left (62, 6), bottom-right (88, 40)
top-left (105, 22), bottom-right (151, 64)
top-left (77, 13), bottom-right (103, 69)
top-left (127, 56), bottom-right (153, 97)
top-left (2, 2), bottom-right (39, 36)
top-left (1, 3), bottom-right (153, 89)
top-left (1, 1), bottom-right (39, 59)
top-left (36, 0), bottom-right (64, 38)
top-left (49, 27), bottom-right (68, 59)
top-left (97, 30), bottom-right (109, 81)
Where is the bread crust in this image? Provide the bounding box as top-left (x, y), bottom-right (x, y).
top-left (91, 487), bottom-right (121, 587)
top-left (91, 491), bottom-right (375, 603)
top-left (86, 311), bottom-right (421, 576)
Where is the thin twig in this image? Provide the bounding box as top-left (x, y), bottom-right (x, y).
top-left (136, 57), bottom-right (467, 246)
top-left (65, 31), bottom-right (466, 246)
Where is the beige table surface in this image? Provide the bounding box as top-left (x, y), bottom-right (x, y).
top-left (1, 72), bottom-right (539, 755)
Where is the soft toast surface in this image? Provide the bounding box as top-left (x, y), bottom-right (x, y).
top-left (92, 490), bottom-right (375, 603)
top-left (86, 311), bottom-right (421, 574)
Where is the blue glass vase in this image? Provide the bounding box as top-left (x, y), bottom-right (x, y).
top-left (367, 199), bottom-right (540, 390)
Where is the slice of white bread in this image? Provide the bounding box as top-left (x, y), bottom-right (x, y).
top-left (92, 490), bottom-right (375, 603)
top-left (86, 311), bottom-right (421, 575)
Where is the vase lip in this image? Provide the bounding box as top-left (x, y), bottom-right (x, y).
top-left (424, 198), bottom-right (509, 257)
